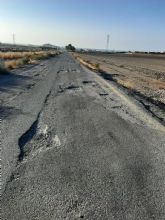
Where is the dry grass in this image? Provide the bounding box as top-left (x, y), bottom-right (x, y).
top-left (74, 54), bottom-right (100, 71)
top-left (0, 52), bottom-right (34, 60)
top-left (0, 51), bottom-right (57, 60)
top-left (152, 81), bottom-right (165, 89)
top-left (75, 52), bottom-right (165, 105)
top-left (1, 51), bottom-right (59, 70)
top-left (117, 80), bottom-right (134, 89)
top-left (76, 55), bottom-right (136, 90)
top-left (4, 58), bottom-right (30, 69)
top-left (74, 54), bottom-right (136, 91)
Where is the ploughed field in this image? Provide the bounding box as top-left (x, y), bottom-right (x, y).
top-left (77, 53), bottom-right (165, 105)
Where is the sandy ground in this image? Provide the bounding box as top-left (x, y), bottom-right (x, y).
top-left (76, 53), bottom-right (165, 105)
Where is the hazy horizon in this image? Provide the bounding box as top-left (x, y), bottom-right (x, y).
top-left (1, 0), bottom-right (165, 51)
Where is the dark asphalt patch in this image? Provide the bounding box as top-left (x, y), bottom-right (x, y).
top-left (99, 93), bottom-right (108, 96)
top-left (18, 119), bottom-right (38, 161)
top-left (26, 83), bottom-right (35, 90)
top-left (82, 80), bottom-right (95, 84)
top-left (66, 85), bottom-right (80, 90)
top-left (58, 84), bottom-right (81, 94)
top-left (99, 71), bottom-right (116, 82)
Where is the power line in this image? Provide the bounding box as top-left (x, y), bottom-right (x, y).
top-left (12, 33), bottom-right (16, 45)
top-left (106, 34), bottom-right (110, 51)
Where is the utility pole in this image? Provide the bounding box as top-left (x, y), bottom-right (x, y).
top-left (106, 34), bottom-right (110, 51)
top-left (12, 33), bottom-right (16, 45)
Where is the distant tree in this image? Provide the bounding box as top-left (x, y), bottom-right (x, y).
top-left (65, 44), bottom-right (76, 52)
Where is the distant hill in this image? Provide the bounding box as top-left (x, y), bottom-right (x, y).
top-left (42, 44), bottom-right (57, 48)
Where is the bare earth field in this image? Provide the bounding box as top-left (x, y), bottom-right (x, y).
top-left (76, 53), bottom-right (165, 103)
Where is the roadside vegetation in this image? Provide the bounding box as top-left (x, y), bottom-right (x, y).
top-left (0, 51), bottom-right (60, 70)
top-left (73, 53), bottom-right (100, 71)
top-left (74, 52), bottom-right (165, 106)
top-left (65, 44), bottom-right (76, 52)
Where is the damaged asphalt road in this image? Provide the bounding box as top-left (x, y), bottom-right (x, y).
top-left (1, 53), bottom-right (165, 220)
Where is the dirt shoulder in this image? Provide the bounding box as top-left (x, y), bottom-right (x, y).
top-left (74, 52), bottom-right (165, 124)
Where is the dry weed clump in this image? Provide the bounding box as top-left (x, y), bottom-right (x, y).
top-left (4, 58), bottom-right (29, 69)
top-left (1, 51), bottom-right (59, 70)
top-left (0, 52), bottom-right (33, 60)
top-left (117, 80), bottom-right (134, 89)
top-left (74, 54), bottom-right (100, 71)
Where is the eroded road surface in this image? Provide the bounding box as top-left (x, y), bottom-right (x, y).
top-left (1, 53), bottom-right (165, 220)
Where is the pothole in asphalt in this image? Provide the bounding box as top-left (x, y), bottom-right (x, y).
top-left (18, 119), bottom-right (38, 161)
top-left (71, 69), bottom-right (80, 73)
top-left (58, 84), bottom-right (82, 94)
top-left (100, 72), bottom-right (116, 82)
top-left (99, 93), bottom-right (108, 96)
top-left (82, 80), bottom-right (97, 87)
top-left (57, 69), bottom-right (70, 73)
top-left (26, 83), bottom-right (35, 90)
top-left (111, 105), bottom-right (123, 109)
top-left (66, 85), bottom-right (80, 90)
top-left (57, 69), bottom-right (65, 74)
top-left (82, 80), bottom-right (94, 84)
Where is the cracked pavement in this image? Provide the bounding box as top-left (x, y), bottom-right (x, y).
top-left (1, 53), bottom-right (165, 220)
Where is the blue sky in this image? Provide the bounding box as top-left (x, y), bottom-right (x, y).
top-left (0, 0), bottom-right (165, 51)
